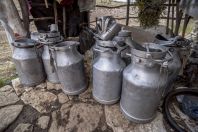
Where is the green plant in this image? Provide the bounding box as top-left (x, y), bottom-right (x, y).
top-left (0, 79), bottom-right (6, 88)
top-left (136, 0), bottom-right (166, 28)
top-left (0, 75), bottom-right (17, 88)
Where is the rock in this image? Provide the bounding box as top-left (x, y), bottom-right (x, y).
top-left (60, 102), bottom-right (72, 119)
top-left (133, 113), bottom-right (166, 132)
top-left (12, 78), bottom-right (25, 96)
top-left (49, 111), bottom-right (59, 132)
top-left (67, 95), bottom-right (78, 101)
top-left (105, 105), bottom-right (167, 132)
top-left (0, 85), bottom-right (20, 107)
top-left (79, 84), bottom-right (95, 103)
top-left (14, 123), bottom-right (33, 132)
top-left (24, 87), bottom-right (33, 92)
top-left (36, 82), bottom-right (47, 89)
top-left (47, 81), bottom-right (62, 91)
top-left (0, 105), bottom-right (23, 131)
top-left (21, 90), bottom-right (57, 113)
top-left (58, 93), bottom-right (69, 104)
top-left (62, 103), bottom-right (103, 132)
top-left (105, 104), bottom-right (132, 132)
top-left (37, 116), bottom-right (50, 129)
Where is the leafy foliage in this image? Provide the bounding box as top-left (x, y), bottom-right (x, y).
top-left (136, 0), bottom-right (166, 28)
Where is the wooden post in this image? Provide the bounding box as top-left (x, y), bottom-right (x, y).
top-left (63, 7), bottom-right (66, 38)
top-left (171, 0), bottom-right (175, 36)
top-left (44, 0), bottom-right (49, 8)
top-left (18, 0), bottom-right (30, 38)
top-left (182, 14), bottom-right (191, 37)
top-left (166, 0), bottom-right (171, 34)
top-left (0, 19), bottom-right (15, 52)
top-left (0, 0), bottom-right (27, 37)
top-left (53, 0), bottom-right (58, 25)
top-left (126, 0), bottom-right (130, 26)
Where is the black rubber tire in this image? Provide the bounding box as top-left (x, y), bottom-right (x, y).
top-left (163, 88), bottom-right (198, 132)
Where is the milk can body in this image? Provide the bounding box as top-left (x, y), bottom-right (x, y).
top-left (52, 41), bottom-right (87, 95)
top-left (163, 48), bottom-right (181, 96)
top-left (12, 38), bottom-right (46, 86)
top-left (92, 41), bottom-right (126, 104)
top-left (120, 43), bottom-right (169, 123)
top-left (39, 27), bottom-right (63, 84)
top-left (42, 45), bottom-right (59, 83)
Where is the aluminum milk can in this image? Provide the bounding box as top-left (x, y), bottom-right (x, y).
top-left (120, 43), bottom-right (171, 123)
top-left (39, 24), bottom-right (63, 83)
top-left (12, 38), bottom-right (46, 86)
top-left (92, 40), bottom-right (126, 104)
top-left (51, 41), bottom-right (87, 95)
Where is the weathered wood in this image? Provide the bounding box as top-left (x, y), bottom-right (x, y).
top-left (171, 0), bottom-right (175, 36)
top-left (31, 3), bottom-right (52, 7)
top-left (30, 17), bottom-right (54, 22)
top-left (182, 14), bottom-right (191, 37)
top-left (18, 0), bottom-right (30, 38)
top-left (0, 19), bottom-right (15, 52)
top-left (0, 0), bottom-right (27, 37)
top-left (126, 0), bottom-right (130, 26)
top-left (44, 0), bottom-right (49, 8)
top-left (63, 7), bottom-right (66, 38)
top-left (174, 0), bottom-right (183, 36)
top-left (95, 4), bottom-right (177, 9)
top-left (166, 0), bottom-right (171, 34)
top-left (53, 1), bottom-right (58, 25)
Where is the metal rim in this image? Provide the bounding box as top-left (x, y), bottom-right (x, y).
top-left (12, 38), bottom-right (39, 48)
top-left (51, 41), bottom-right (79, 51)
top-left (131, 43), bottom-right (168, 59)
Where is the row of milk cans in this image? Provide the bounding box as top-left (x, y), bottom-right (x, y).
top-left (12, 25), bottom-right (181, 123)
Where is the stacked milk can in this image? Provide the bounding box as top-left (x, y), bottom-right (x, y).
top-left (12, 16), bottom-right (182, 124)
top-left (39, 24), bottom-right (63, 84)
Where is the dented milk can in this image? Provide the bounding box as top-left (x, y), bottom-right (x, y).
top-left (39, 24), bottom-right (63, 83)
top-left (93, 40), bottom-right (126, 104)
top-left (120, 43), bottom-right (171, 123)
top-left (51, 41), bottom-right (87, 95)
top-left (12, 38), bottom-right (46, 86)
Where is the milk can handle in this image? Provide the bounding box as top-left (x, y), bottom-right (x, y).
top-left (114, 42), bottom-right (128, 54)
top-left (151, 50), bottom-right (173, 64)
top-left (49, 46), bottom-right (58, 70)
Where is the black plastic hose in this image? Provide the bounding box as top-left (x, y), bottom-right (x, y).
top-left (163, 88), bottom-right (198, 132)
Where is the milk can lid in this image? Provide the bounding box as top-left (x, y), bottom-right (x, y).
top-left (51, 41), bottom-right (79, 51)
top-left (12, 38), bottom-right (39, 48)
top-left (131, 43), bottom-right (168, 59)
